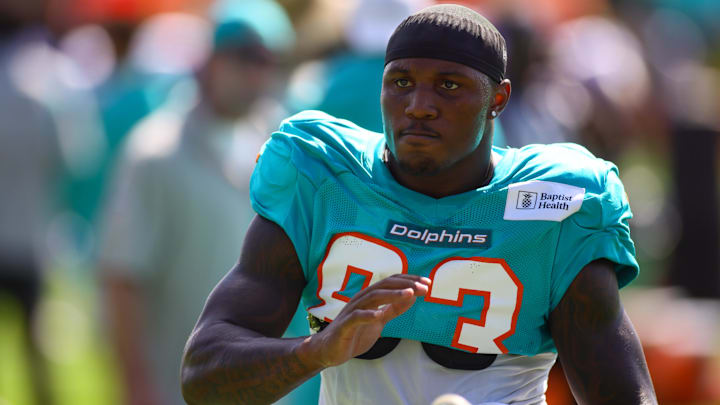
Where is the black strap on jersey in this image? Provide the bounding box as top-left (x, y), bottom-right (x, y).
top-left (308, 314), bottom-right (401, 359)
top-left (420, 342), bottom-right (497, 370)
top-left (308, 314), bottom-right (496, 368)
top-left (355, 337), bottom-right (402, 359)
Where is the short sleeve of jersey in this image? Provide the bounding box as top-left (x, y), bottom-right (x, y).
top-left (249, 110), bottom-right (373, 274)
top-left (250, 131), bottom-right (314, 272)
top-left (549, 157), bottom-right (639, 311)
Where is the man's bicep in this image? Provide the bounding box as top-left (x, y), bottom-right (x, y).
top-left (198, 215), bottom-right (307, 338)
top-left (549, 259), bottom-right (656, 404)
top-left (550, 259), bottom-right (622, 330)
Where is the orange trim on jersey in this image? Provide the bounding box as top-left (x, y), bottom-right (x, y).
top-left (331, 265), bottom-right (373, 302)
top-left (452, 317), bottom-right (483, 353)
top-left (308, 232), bottom-right (408, 322)
top-left (425, 256), bottom-right (523, 354)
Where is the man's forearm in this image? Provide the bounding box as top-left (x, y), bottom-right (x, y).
top-left (181, 322), bottom-right (323, 405)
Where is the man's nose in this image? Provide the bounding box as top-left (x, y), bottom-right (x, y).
top-left (405, 87), bottom-right (438, 120)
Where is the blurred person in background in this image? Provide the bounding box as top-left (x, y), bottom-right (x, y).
top-left (622, 2), bottom-right (720, 403)
top-left (638, 1), bottom-right (720, 301)
top-left (0, 0), bottom-right (59, 404)
top-left (45, 3), bottom-right (210, 269)
top-left (286, 0), bottom-right (421, 133)
top-left (2, 0), bottom-right (107, 272)
top-left (97, 1), bottom-right (298, 404)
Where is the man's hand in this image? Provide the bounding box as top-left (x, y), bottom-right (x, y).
top-left (182, 216), bottom-right (429, 405)
top-left (299, 274), bottom-right (431, 368)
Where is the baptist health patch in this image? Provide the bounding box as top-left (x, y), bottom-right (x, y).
top-left (503, 180), bottom-right (585, 222)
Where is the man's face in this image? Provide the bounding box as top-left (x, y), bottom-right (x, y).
top-left (205, 50), bottom-right (275, 118)
top-left (381, 58), bottom-right (495, 176)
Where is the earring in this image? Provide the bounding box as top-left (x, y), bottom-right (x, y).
top-left (490, 111), bottom-right (498, 118)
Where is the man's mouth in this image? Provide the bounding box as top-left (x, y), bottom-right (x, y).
top-left (399, 126), bottom-right (440, 138)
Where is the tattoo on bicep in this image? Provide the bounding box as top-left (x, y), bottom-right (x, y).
top-left (552, 265), bottom-right (625, 402)
top-left (228, 219), bottom-right (306, 334)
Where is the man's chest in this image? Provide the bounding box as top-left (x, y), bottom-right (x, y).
top-left (301, 184), bottom-right (563, 355)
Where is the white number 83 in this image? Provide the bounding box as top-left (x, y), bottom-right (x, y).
top-left (308, 233), bottom-right (523, 354)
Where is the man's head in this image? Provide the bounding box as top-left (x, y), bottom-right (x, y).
top-left (381, 4), bottom-right (511, 178)
top-left (201, 0), bottom-right (292, 119)
top-left (199, 19), bottom-right (276, 119)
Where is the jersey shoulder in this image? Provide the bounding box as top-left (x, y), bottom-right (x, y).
top-left (499, 142), bottom-right (631, 231)
top-left (250, 111), bottom-right (380, 215)
top-left (509, 145), bottom-right (640, 301)
top-left (506, 142), bottom-right (618, 194)
top-left (250, 111), bottom-right (383, 270)
top-left (261, 110), bottom-right (382, 182)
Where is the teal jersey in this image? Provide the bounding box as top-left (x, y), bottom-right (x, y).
top-left (250, 110), bottom-right (638, 356)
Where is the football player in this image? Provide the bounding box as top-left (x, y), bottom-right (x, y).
top-left (181, 5), bottom-right (657, 404)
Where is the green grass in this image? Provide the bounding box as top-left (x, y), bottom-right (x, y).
top-left (0, 267), bottom-right (320, 405)
top-left (0, 269), bottom-right (121, 405)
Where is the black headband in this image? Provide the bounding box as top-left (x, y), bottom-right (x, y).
top-left (385, 5), bottom-right (507, 83)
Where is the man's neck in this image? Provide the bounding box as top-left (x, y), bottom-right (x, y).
top-left (385, 144), bottom-right (497, 199)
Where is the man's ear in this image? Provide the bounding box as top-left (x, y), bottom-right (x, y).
top-left (487, 79), bottom-right (511, 119)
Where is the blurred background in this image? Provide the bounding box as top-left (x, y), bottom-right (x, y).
top-left (0, 0), bottom-right (718, 404)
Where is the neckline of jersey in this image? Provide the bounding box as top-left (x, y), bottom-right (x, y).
top-left (366, 136), bottom-right (518, 211)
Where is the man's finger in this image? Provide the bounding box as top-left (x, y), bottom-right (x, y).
top-left (377, 290), bottom-right (417, 321)
top-left (344, 286), bottom-right (420, 312)
top-left (335, 307), bottom-right (395, 330)
top-left (351, 275), bottom-right (430, 301)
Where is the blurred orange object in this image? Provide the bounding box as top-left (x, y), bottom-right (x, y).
top-left (644, 346), bottom-right (714, 403)
top-left (546, 348), bottom-right (717, 404)
top-left (48, 0), bottom-right (213, 25)
top-left (546, 361), bottom-right (575, 405)
top-left (547, 289), bottom-right (720, 405)
top-left (433, 0), bottom-right (609, 29)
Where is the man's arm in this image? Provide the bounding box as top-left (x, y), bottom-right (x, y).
top-left (549, 259), bottom-right (657, 405)
top-left (181, 215), bottom-right (430, 405)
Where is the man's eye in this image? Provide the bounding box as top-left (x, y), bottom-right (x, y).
top-left (395, 78), bottom-right (411, 88)
top-left (441, 80), bottom-right (459, 90)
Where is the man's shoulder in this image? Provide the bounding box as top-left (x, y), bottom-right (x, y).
top-left (277, 110), bottom-right (382, 148)
top-left (261, 110), bottom-right (382, 178)
top-left (280, 109), bottom-right (337, 124)
top-left (506, 143), bottom-right (617, 193)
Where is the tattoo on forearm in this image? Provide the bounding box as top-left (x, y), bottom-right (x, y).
top-left (185, 338), bottom-right (315, 404)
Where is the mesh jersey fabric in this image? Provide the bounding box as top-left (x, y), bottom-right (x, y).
top-left (250, 110), bottom-right (638, 356)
